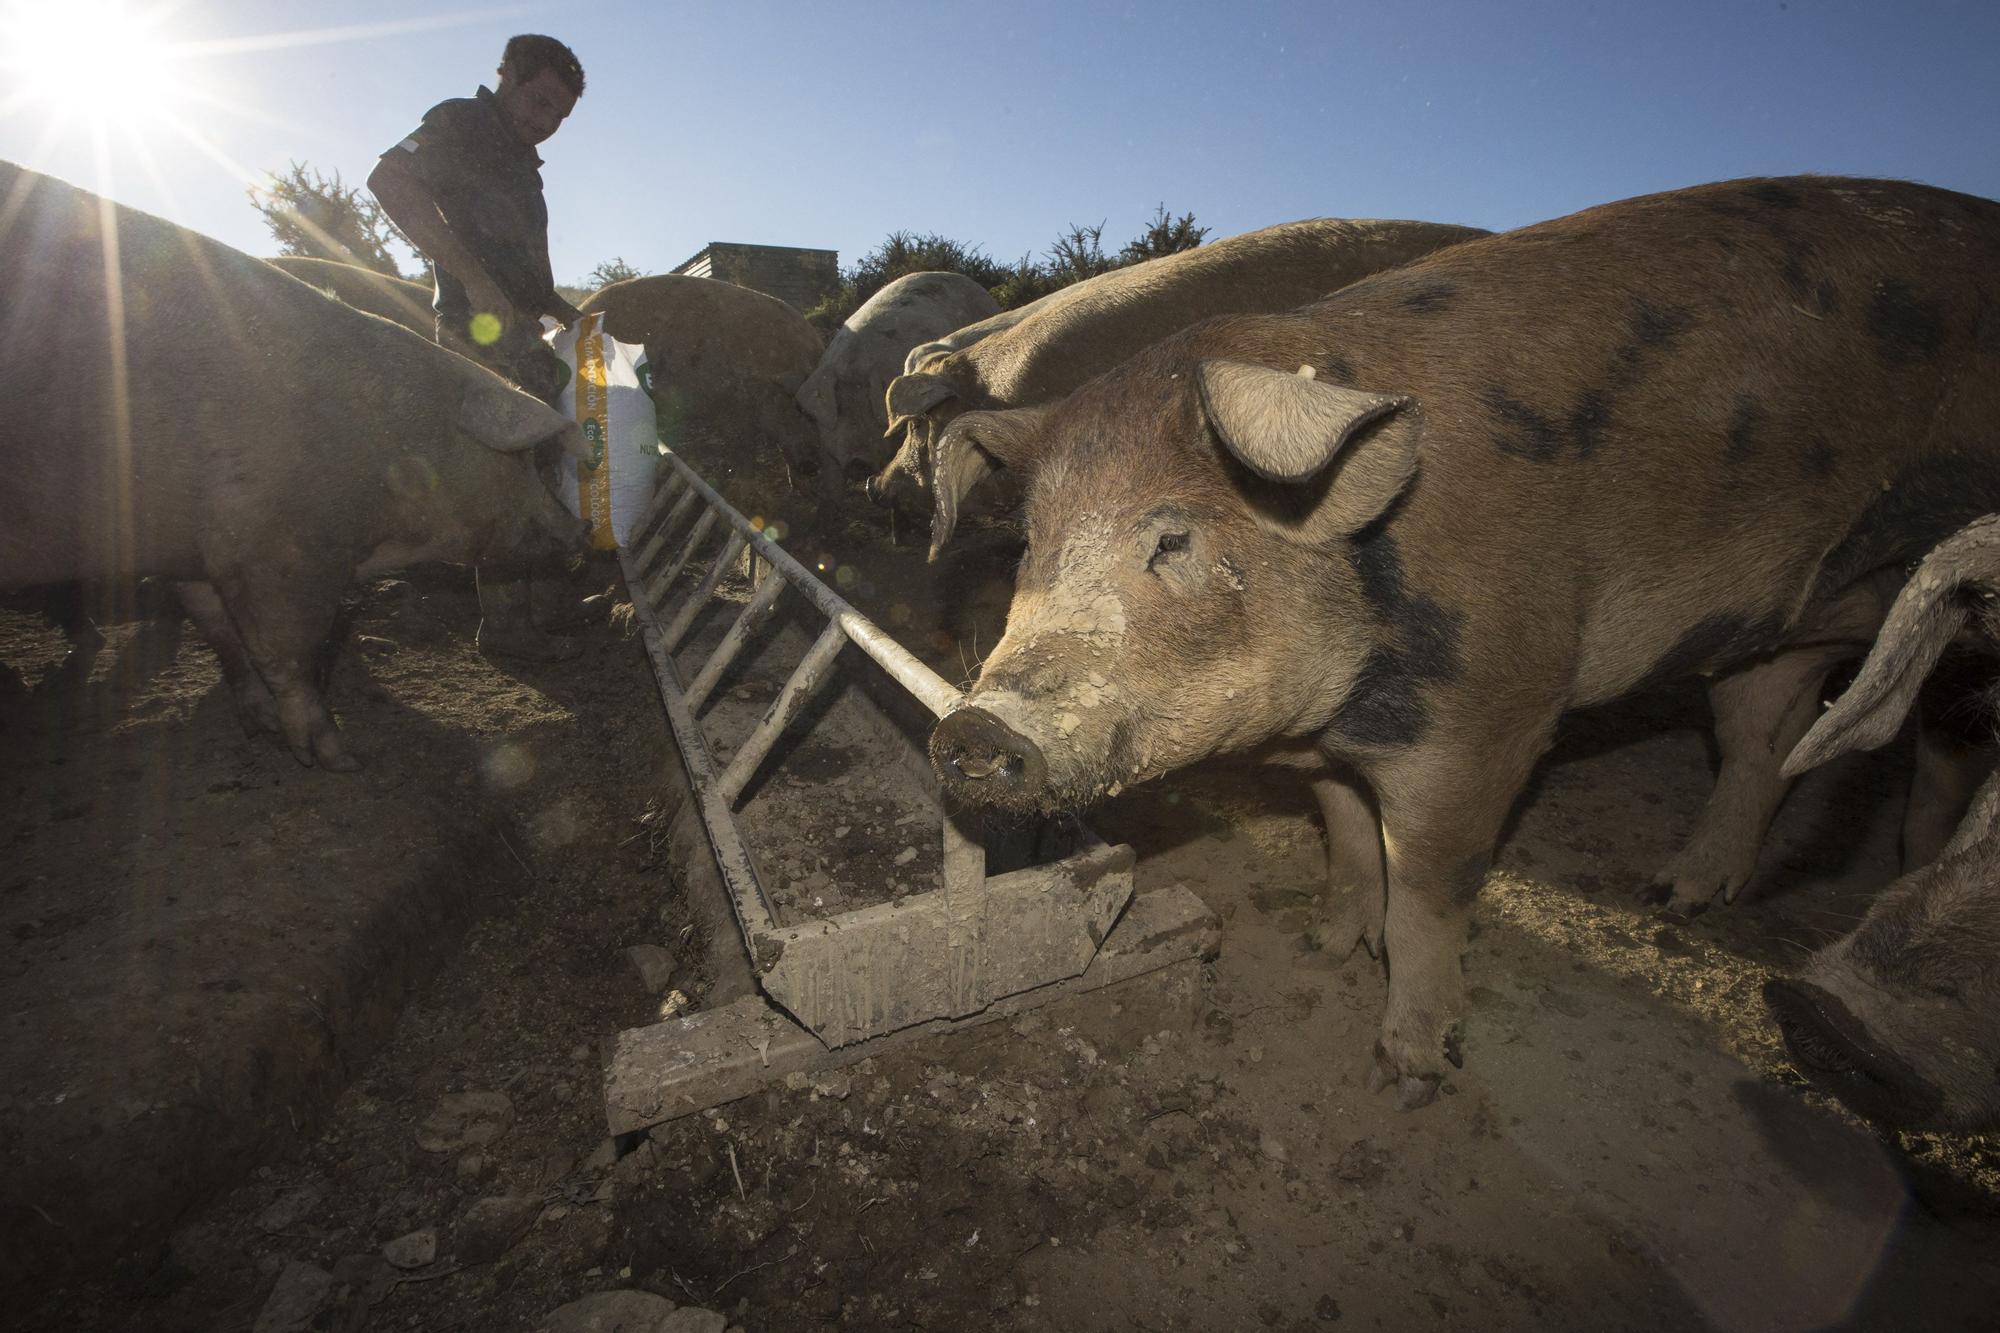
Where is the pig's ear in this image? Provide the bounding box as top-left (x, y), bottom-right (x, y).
top-left (458, 376), bottom-right (572, 455)
top-left (885, 372), bottom-right (956, 435)
top-left (1198, 360), bottom-right (1418, 540)
top-left (1784, 515), bottom-right (2000, 778)
top-left (929, 404), bottom-right (1054, 560)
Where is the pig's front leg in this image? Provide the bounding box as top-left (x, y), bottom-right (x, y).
top-left (1365, 726), bottom-right (1551, 1109)
top-left (175, 581), bottom-right (281, 738)
top-left (207, 565), bottom-right (358, 772)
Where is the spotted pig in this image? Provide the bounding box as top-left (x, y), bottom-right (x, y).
top-left (926, 176), bottom-right (2000, 1107)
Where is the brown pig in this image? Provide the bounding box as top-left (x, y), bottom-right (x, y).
top-left (1767, 515), bottom-right (2000, 1132)
top-left (927, 176), bottom-right (2000, 1107)
top-left (867, 217), bottom-right (1489, 526)
top-left (0, 160), bottom-right (588, 769)
top-left (577, 274), bottom-right (825, 488)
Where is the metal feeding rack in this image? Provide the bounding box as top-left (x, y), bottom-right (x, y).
top-left (603, 451), bottom-right (1217, 1135)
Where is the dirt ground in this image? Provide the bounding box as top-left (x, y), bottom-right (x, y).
top-left (6, 460), bottom-right (2000, 1332)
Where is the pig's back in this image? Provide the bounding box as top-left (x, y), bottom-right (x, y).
top-left (1310, 176), bottom-right (2000, 704)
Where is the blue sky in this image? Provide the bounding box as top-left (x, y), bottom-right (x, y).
top-left (3, 0), bottom-right (1997, 288)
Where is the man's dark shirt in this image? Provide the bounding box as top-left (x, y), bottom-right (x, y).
top-left (379, 86), bottom-right (556, 327)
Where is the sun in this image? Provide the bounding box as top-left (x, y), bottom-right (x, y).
top-left (0, 0), bottom-right (191, 132)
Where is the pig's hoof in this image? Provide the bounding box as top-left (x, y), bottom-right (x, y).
top-left (1661, 893), bottom-right (1712, 921)
top-left (1637, 878), bottom-right (1720, 919)
top-left (1314, 895), bottom-right (1385, 961)
top-left (312, 732), bottom-right (362, 773)
top-left (1366, 1042), bottom-right (1442, 1110)
top-left (232, 684), bottom-right (283, 737)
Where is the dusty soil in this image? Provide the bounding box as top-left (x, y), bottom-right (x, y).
top-left (6, 466), bottom-right (2000, 1331)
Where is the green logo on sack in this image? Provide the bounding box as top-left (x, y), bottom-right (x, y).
top-left (581, 418), bottom-right (605, 469)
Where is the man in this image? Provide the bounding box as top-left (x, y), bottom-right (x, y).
top-left (369, 33), bottom-right (587, 661)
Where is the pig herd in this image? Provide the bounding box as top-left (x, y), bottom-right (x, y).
top-left (5, 157), bottom-right (2000, 1139)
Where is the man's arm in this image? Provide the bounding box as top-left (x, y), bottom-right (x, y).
top-left (367, 153), bottom-right (517, 329)
top-left (545, 291), bottom-right (583, 327)
top-left (528, 221), bottom-right (581, 327)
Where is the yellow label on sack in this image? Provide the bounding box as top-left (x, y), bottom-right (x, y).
top-left (572, 312), bottom-right (615, 550)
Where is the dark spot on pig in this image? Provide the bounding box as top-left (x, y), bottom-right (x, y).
top-left (1485, 390), bottom-right (1563, 464)
top-left (1627, 299), bottom-right (1692, 351)
top-left (1401, 282), bottom-right (1457, 315)
top-left (1334, 528), bottom-right (1464, 747)
top-left (1866, 279), bottom-right (1945, 367)
top-left (1485, 387), bottom-right (1613, 463)
top-left (1725, 396), bottom-right (1762, 465)
top-left (1636, 613), bottom-right (1784, 695)
top-left (1801, 437), bottom-right (1837, 480)
top-left (1814, 280), bottom-right (1842, 317)
top-left (1322, 354), bottom-right (1357, 384)
top-left (1569, 390), bottom-right (1611, 459)
top-left (1349, 522), bottom-right (1405, 616)
top-left (1335, 648), bottom-right (1432, 748)
top-left (1746, 182), bottom-right (1803, 210)
top-left (1449, 852), bottom-right (1492, 906)
top-left (1815, 450), bottom-right (2000, 599)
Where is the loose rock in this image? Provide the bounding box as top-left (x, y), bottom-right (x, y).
top-left (382, 1227), bottom-right (436, 1270)
top-left (255, 1186), bottom-right (323, 1235)
top-left (417, 1091), bottom-right (515, 1154)
top-left (250, 1260), bottom-right (333, 1333)
top-left (455, 1193), bottom-right (539, 1265)
top-left (625, 944), bottom-right (678, 994)
top-left (538, 1290), bottom-right (683, 1332)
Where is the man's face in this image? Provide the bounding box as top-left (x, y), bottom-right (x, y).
top-left (497, 67), bottom-right (577, 147)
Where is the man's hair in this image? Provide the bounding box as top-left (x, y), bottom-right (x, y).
top-left (500, 34), bottom-right (584, 98)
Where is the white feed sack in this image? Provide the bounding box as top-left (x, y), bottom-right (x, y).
top-left (549, 313), bottom-right (660, 549)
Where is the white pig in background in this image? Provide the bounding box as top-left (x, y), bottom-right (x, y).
top-left (795, 271), bottom-right (998, 482)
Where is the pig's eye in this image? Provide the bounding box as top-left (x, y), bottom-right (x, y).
top-left (1148, 530), bottom-right (1191, 571)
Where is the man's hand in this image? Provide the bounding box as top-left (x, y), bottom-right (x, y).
top-left (463, 271), bottom-right (519, 335)
top-left (546, 295), bottom-right (583, 329)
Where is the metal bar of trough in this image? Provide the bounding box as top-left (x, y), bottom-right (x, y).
top-left (684, 568), bottom-right (788, 714)
top-left (634, 485), bottom-right (701, 576)
top-left (715, 619), bottom-right (849, 807)
top-left (662, 531), bottom-right (748, 655)
top-left (655, 451), bottom-right (964, 720)
top-left (622, 555), bottom-right (779, 937)
top-left (628, 471), bottom-right (685, 548)
top-left (648, 507), bottom-right (718, 604)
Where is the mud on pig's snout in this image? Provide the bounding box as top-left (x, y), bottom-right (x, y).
top-left (931, 706), bottom-right (1048, 798)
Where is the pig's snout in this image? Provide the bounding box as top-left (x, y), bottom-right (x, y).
top-left (1763, 978), bottom-right (1945, 1128)
top-left (932, 706), bottom-right (1047, 799)
top-left (863, 471), bottom-right (890, 506)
